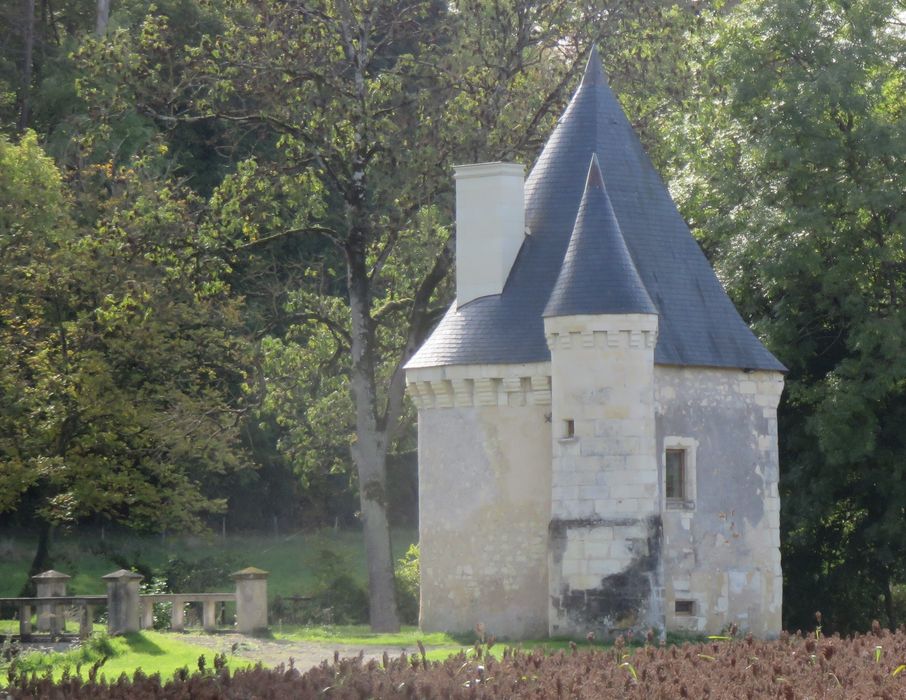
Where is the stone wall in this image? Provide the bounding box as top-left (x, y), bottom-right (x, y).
top-left (407, 363), bottom-right (552, 638)
top-left (544, 314), bottom-right (664, 638)
top-left (655, 366), bottom-right (783, 637)
top-left (407, 356), bottom-right (784, 640)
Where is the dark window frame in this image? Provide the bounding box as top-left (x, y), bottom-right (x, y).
top-left (665, 448), bottom-right (686, 501)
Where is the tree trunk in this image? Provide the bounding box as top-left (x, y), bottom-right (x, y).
top-left (20, 521), bottom-right (52, 597)
top-left (348, 289), bottom-right (400, 631)
top-left (883, 574), bottom-right (897, 631)
top-left (353, 419), bottom-right (400, 632)
top-left (96, 0), bottom-right (110, 35)
top-left (17, 0), bottom-right (35, 132)
top-left (346, 203), bottom-right (401, 631)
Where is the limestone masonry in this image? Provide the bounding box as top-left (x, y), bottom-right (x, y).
top-left (405, 48), bottom-right (784, 639)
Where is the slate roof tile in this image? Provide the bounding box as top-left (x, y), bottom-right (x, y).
top-left (544, 153), bottom-right (656, 317)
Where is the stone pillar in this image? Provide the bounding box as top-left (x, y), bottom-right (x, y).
top-left (231, 567), bottom-right (269, 633)
top-left (170, 597), bottom-right (185, 631)
top-left (33, 570), bottom-right (70, 635)
top-left (202, 599), bottom-right (217, 632)
top-left (80, 605), bottom-right (94, 639)
top-left (141, 599), bottom-right (155, 630)
top-left (19, 603), bottom-right (32, 639)
top-left (102, 569), bottom-right (143, 635)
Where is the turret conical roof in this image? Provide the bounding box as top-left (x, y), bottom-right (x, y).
top-left (544, 154), bottom-right (656, 317)
top-left (407, 48), bottom-right (784, 372)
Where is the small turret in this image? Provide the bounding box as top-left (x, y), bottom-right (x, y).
top-left (545, 154), bottom-right (662, 638)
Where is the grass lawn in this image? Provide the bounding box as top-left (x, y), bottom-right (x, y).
top-left (273, 623), bottom-right (466, 647)
top-left (0, 528), bottom-right (417, 600)
top-left (2, 631), bottom-right (254, 682)
top-left (0, 626), bottom-right (637, 683)
top-left (272, 624), bottom-right (620, 663)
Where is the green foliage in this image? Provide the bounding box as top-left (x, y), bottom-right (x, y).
top-left (4, 631), bottom-right (248, 681)
top-left (157, 552), bottom-right (238, 605)
top-left (395, 544), bottom-right (420, 626)
top-left (670, 0), bottom-right (906, 632)
top-left (140, 576), bottom-right (174, 631)
top-left (0, 130), bottom-right (255, 543)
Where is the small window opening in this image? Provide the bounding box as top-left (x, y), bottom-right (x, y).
top-left (675, 600), bottom-right (695, 616)
top-left (665, 449), bottom-right (686, 501)
top-left (564, 419), bottom-right (575, 438)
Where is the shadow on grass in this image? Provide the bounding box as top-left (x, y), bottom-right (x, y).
top-left (122, 632), bottom-right (165, 655)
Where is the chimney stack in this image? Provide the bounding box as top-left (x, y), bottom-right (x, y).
top-left (453, 162), bottom-right (525, 307)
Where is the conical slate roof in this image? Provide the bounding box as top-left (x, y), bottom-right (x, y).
top-left (544, 154), bottom-right (656, 317)
top-left (407, 48), bottom-right (785, 371)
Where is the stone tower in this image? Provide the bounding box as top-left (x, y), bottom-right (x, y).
top-left (405, 47), bottom-right (784, 640)
top-left (544, 155), bottom-right (662, 637)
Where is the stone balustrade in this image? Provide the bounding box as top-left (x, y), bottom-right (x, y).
top-left (0, 567), bottom-right (269, 640)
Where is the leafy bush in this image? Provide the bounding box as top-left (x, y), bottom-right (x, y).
top-left (8, 632), bottom-right (117, 676)
top-left (140, 577), bottom-right (174, 631)
top-left (395, 544), bottom-right (419, 625)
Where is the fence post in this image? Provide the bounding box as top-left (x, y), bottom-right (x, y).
top-left (33, 570), bottom-right (70, 635)
top-left (231, 567), bottom-right (269, 633)
top-left (102, 569), bottom-right (143, 635)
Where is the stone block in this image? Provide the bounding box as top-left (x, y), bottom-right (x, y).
top-left (586, 558), bottom-right (624, 577)
top-left (611, 483), bottom-right (648, 499)
top-left (33, 570), bottom-right (70, 634)
top-left (102, 569), bottom-right (143, 635)
top-left (584, 540), bottom-right (610, 559)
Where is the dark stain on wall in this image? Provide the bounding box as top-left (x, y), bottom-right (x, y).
top-left (550, 515), bottom-right (663, 635)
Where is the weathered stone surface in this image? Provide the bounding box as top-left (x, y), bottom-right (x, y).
top-left (33, 570), bottom-right (70, 634)
top-left (102, 569), bottom-right (143, 635)
top-left (656, 366), bottom-right (783, 637)
top-left (232, 567), bottom-right (269, 633)
top-left (416, 376), bottom-right (552, 638)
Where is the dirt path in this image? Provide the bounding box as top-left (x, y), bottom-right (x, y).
top-left (178, 632), bottom-right (429, 672)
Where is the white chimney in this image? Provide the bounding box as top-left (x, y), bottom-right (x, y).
top-left (453, 162), bottom-right (525, 307)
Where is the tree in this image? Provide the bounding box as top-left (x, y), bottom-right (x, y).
top-left (0, 132), bottom-right (255, 586)
top-left (669, 0), bottom-right (906, 632)
top-left (17, 0), bottom-right (36, 131)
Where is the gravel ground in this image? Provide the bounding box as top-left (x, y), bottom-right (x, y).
top-left (177, 632), bottom-right (426, 672)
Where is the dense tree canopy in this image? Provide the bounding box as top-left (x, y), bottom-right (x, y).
top-left (0, 131), bottom-right (255, 587)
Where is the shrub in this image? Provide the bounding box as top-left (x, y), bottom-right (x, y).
top-left (395, 544), bottom-right (419, 625)
top-left (139, 577), bottom-right (174, 631)
top-left (269, 549), bottom-right (370, 625)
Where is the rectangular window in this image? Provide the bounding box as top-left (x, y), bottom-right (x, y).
top-left (564, 419), bottom-right (575, 438)
top-left (675, 599), bottom-right (695, 616)
top-left (665, 449), bottom-right (686, 501)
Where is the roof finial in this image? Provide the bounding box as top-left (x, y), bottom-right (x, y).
top-left (586, 152), bottom-right (605, 191)
top-left (580, 44), bottom-right (608, 87)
